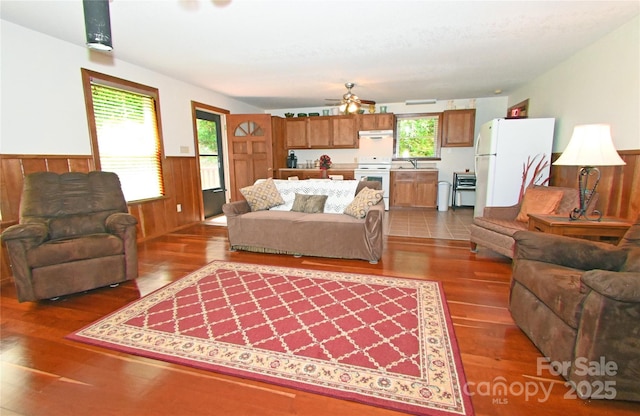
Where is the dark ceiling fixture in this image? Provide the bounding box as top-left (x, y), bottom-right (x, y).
top-left (83, 0), bottom-right (113, 51)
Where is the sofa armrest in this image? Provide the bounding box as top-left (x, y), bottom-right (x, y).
top-left (483, 205), bottom-right (520, 220)
top-left (582, 270), bottom-right (640, 303)
top-left (513, 230), bottom-right (628, 271)
top-left (223, 201), bottom-right (251, 217)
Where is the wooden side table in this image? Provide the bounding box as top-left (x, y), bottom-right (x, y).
top-left (527, 214), bottom-right (631, 244)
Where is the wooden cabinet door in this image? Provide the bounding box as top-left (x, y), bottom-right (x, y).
top-left (376, 114), bottom-right (395, 130)
top-left (359, 114), bottom-right (378, 131)
top-left (308, 117), bottom-right (331, 148)
top-left (415, 172), bottom-right (437, 207)
top-left (391, 171), bottom-right (415, 207)
top-left (441, 109), bottom-right (476, 147)
top-left (285, 118), bottom-right (308, 148)
top-left (359, 114), bottom-right (395, 130)
top-left (331, 116), bottom-right (358, 148)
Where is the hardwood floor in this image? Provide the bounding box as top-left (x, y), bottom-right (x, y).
top-left (1, 224), bottom-right (639, 416)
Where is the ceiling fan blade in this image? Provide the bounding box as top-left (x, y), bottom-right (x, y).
top-left (360, 99), bottom-right (376, 105)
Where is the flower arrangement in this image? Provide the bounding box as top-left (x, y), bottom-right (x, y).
top-left (319, 154), bottom-right (332, 169)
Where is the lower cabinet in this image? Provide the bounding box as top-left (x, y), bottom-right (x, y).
top-left (391, 171), bottom-right (438, 208)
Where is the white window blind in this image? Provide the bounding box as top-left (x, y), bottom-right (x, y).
top-left (90, 83), bottom-right (164, 201)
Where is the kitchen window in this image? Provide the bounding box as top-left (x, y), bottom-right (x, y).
top-left (394, 113), bottom-right (442, 160)
top-left (81, 69), bottom-right (165, 202)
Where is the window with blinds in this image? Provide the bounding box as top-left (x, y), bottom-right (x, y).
top-left (82, 69), bottom-right (165, 202)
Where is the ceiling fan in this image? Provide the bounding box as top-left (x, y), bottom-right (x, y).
top-left (325, 82), bottom-right (376, 114)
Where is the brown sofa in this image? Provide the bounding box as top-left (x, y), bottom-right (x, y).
top-left (470, 186), bottom-right (595, 258)
top-left (1, 171), bottom-right (138, 302)
top-left (223, 181), bottom-right (383, 263)
top-left (510, 221), bottom-right (640, 401)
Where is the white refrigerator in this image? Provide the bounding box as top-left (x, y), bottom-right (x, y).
top-left (474, 118), bottom-right (555, 217)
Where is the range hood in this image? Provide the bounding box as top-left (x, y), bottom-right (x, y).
top-left (358, 129), bottom-right (393, 139)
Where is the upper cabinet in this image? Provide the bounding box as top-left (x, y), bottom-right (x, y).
top-left (284, 115), bottom-right (359, 149)
top-left (441, 109), bottom-right (476, 147)
top-left (359, 114), bottom-right (395, 131)
top-left (307, 116), bottom-right (331, 148)
top-left (331, 116), bottom-right (359, 148)
top-left (285, 118), bottom-right (308, 148)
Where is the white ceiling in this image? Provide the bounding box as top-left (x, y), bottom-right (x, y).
top-left (2, 0), bottom-right (638, 109)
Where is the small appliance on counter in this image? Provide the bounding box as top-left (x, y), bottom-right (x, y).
top-left (287, 150), bottom-right (297, 168)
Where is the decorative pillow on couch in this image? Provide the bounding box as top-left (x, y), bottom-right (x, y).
top-left (344, 187), bottom-right (383, 219)
top-left (240, 178), bottom-right (285, 211)
top-left (515, 187), bottom-right (564, 222)
top-left (291, 193), bottom-right (328, 213)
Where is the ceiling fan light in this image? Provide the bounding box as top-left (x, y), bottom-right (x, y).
top-left (348, 101), bottom-right (360, 113)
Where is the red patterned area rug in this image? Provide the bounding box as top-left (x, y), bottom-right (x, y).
top-left (68, 261), bottom-right (473, 416)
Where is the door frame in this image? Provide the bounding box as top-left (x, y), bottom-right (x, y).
top-left (190, 101), bottom-right (230, 220)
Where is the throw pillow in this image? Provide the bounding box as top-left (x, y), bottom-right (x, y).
top-left (240, 178), bottom-right (285, 211)
top-left (291, 193), bottom-right (328, 213)
top-left (344, 187), bottom-right (383, 219)
top-left (515, 187), bottom-right (564, 222)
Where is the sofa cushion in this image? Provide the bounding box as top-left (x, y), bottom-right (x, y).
top-left (27, 234), bottom-right (124, 268)
top-left (344, 187), bottom-right (383, 219)
top-left (240, 178), bottom-right (285, 211)
top-left (49, 212), bottom-right (110, 240)
top-left (516, 187), bottom-right (564, 222)
top-left (473, 217), bottom-right (528, 236)
top-left (269, 179), bottom-right (358, 213)
top-left (513, 259), bottom-right (587, 328)
top-left (291, 193), bottom-right (328, 213)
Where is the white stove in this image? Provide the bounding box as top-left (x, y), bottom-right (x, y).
top-left (354, 156), bottom-right (392, 210)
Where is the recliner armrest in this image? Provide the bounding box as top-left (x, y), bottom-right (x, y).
top-left (105, 213), bottom-right (138, 234)
top-left (513, 230), bottom-right (628, 271)
top-left (582, 270), bottom-right (640, 303)
top-left (482, 205), bottom-right (520, 220)
top-left (1, 223), bottom-right (48, 246)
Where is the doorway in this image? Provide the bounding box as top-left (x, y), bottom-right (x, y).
top-left (195, 109), bottom-right (226, 218)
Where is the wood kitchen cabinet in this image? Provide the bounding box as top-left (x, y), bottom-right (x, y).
top-left (331, 116), bottom-right (358, 148)
top-left (285, 118), bottom-right (308, 148)
top-left (441, 109), bottom-right (476, 147)
top-left (284, 116), bottom-right (358, 149)
top-left (307, 117), bottom-right (331, 147)
top-left (391, 170), bottom-right (438, 208)
top-left (359, 113), bottom-right (395, 131)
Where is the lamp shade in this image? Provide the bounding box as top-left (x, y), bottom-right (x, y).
top-left (83, 0), bottom-right (113, 51)
top-left (553, 124), bottom-right (625, 166)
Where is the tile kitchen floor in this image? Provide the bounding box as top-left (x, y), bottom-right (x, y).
top-left (384, 207), bottom-right (474, 240)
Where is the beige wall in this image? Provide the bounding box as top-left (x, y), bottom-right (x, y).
top-left (509, 15), bottom-right (639, 152)
top-left (0, 20), bottom-right (263, 157)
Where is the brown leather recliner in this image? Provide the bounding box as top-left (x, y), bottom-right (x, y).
top-left (510, 219), bottom-right (640, 401)
top-left (1, 171), bottom-right (138, 302)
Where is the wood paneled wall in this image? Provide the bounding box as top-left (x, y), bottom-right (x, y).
top-left (0, 154), bottom-right (203, 280)
top-left (550, 150), bottom-right (640, 222)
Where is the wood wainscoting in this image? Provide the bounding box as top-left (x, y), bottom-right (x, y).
top-left (0, 154), bottom-right (204, 281)
top-left (550, 149), bottom-right (640, 222)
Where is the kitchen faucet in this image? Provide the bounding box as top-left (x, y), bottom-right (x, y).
top-left (409, 159), bottom-right (418, 169)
